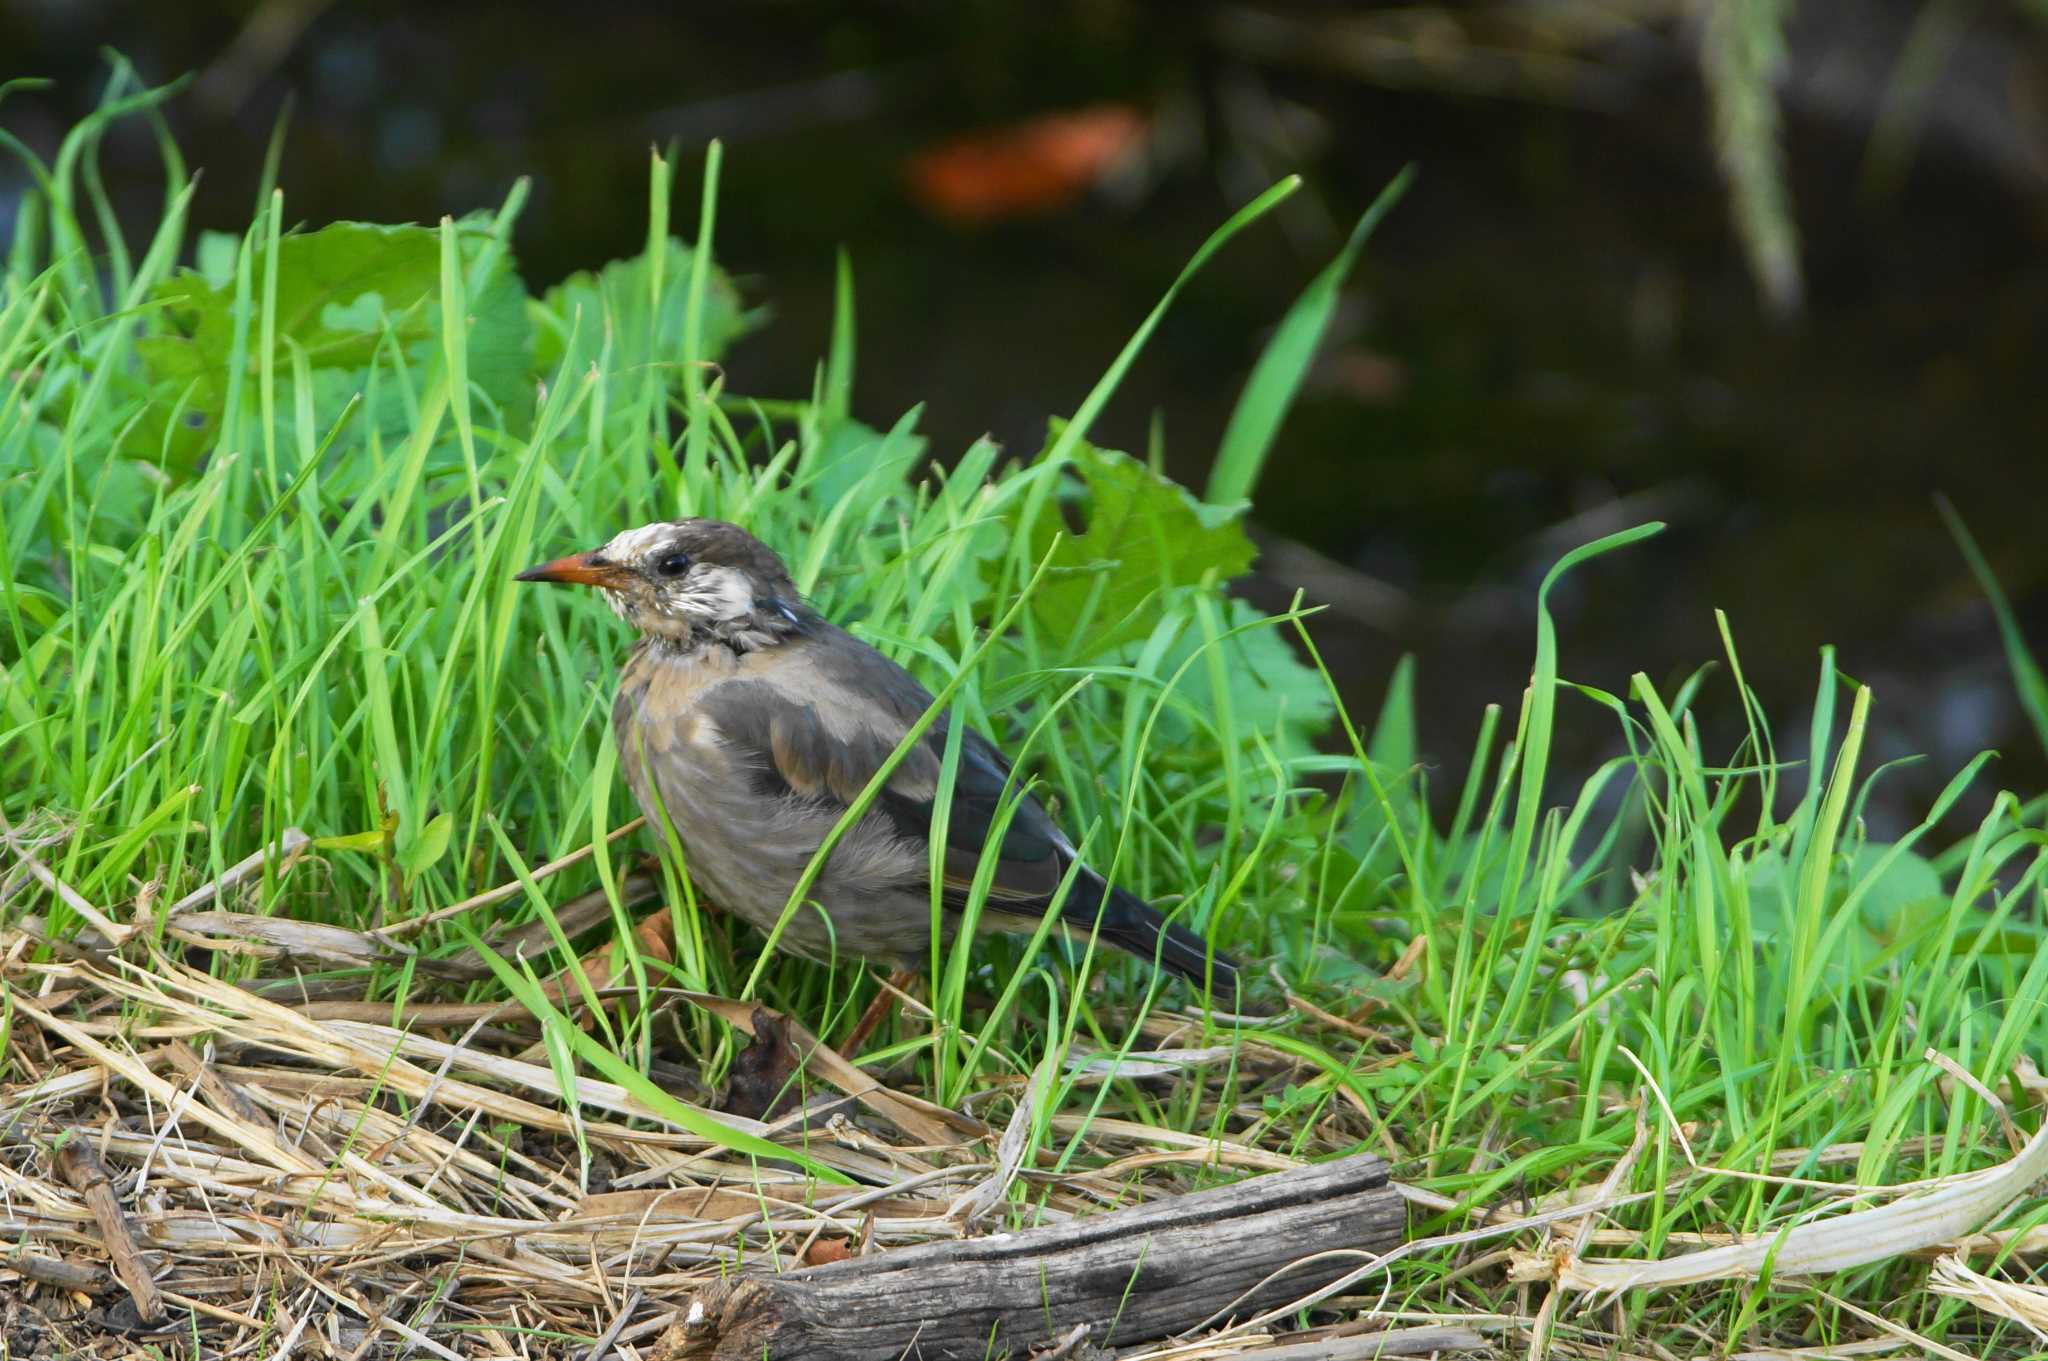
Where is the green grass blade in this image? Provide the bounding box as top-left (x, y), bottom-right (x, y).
top-left (1208, 166), bottom-right (1413, 505)
top-left (1938, 495), bottom-right (2048, 760)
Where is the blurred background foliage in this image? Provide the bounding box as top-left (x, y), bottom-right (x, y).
top-left (6, 0), bottom-right (2048, 833)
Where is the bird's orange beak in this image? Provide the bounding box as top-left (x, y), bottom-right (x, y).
top-left (515, 550), bottom-right (631, 588)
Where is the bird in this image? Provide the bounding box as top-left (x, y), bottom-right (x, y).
top-left (516, 517), bottom-right (1240, 1000)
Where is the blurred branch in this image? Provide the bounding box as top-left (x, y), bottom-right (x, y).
top-left (194, 0), bottom-right (337, 115)
top-left (1252, 532), bottom-right (1410, 630)
top-left (1209, 4), bottom-right (1640, 110)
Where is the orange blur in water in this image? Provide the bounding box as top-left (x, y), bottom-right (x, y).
top-left (905, 104), bottom-right (1149, 224)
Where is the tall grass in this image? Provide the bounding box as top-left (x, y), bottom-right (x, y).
top-left (7, 70), bottom-right (2048, 1352)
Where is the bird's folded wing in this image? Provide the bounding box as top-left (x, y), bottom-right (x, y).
top-left (696, 671), bottom-right (1064, 912)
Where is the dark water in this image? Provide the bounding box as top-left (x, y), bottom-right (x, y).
top-left (9, 0), bottom-right (2048, 836)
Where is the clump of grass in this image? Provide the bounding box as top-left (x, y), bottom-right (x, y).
top-left (7, 66), bottom-right (2048, 1356)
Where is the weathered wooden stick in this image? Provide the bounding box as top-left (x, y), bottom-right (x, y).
top-left (662, 1150), bottom-right (1404, 1360)
top-left (54, 1133), bottom-right (163, 1324)
top-left (6, 1251), bottom-right (110, 1293)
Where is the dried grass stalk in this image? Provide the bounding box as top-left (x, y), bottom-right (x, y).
top-left (1520, 1083), bottom-right (2048, 1293)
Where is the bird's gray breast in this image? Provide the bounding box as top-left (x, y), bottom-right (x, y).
top-left (610, 639), bottom-right (931, 962)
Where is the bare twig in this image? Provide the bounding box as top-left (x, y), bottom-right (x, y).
top-left (54, 1131), bottom-right (163, 1323)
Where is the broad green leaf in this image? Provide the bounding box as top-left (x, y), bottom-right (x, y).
top-left (803, 416), bottom-right (926, 507)
top-left (531, 236), bottom-right (753, 431)
top-left (1009, 426), bottom-right (1256, 658)
top-left (132, 218), bottom-right (532, 467)
top-left (398, 811), bottom-right (454, 878)
top-left (1744, 838), bottom-right (1945, 983)
top-left (1848, 841), bottom-right (1943, 945)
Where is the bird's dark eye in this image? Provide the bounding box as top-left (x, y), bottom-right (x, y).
top-left (654, 552), bottom-right (692, 578)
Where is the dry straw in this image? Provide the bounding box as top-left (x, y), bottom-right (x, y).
top-left (8, 918), bottom-right (2048, 1356)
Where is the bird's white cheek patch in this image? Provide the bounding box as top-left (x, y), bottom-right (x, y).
top-left (682, 566), bottom-right (756, 623)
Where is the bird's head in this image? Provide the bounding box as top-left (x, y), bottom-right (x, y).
top-left (516, 518), bottom-right (806, 650)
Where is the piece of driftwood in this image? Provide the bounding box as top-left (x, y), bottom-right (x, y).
top-left (661, 1150), bottom-right (1404, 1360)
top-left (54, 1133), bottom-right (163, 1324)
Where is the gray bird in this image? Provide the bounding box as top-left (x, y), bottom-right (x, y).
top-left (516, 517), bottom-right (1239, 997)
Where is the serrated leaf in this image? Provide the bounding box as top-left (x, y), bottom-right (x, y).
top-left (1009, 426), bottom-right (1256, 657)
top-left (132, 219), bottom-right (532, 468)
top-left (531, 237), bottom-right (752, 425)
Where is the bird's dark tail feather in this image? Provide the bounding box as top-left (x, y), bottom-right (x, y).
top-left (1073, 875), bottom-right (1242, 1003)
